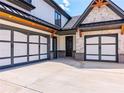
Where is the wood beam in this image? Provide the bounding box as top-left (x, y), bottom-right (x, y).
top-left (121, 25), bottom-right (124, 35)
top-left (0, 11), bottom-right (57, 33)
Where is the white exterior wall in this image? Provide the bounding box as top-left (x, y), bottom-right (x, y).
top-left (82, 5), bottom-right (122, 24)
top-left (57, 35), bottom-right (76, 51)
top-left (61, 15), bottom-right (68, 27)
top-left (76, 29), bottom-right (124, 55)
top-left (31, 0), bottom-right (55, 24)
top-left (31, 0), bottom-right (68, 26)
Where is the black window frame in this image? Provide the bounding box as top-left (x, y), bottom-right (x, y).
top-left (24, 0), bottom-right (32, 4)
top-left (55, 11), bottom-right (61, 27)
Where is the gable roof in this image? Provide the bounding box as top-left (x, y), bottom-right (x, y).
top-left (63, 15), bottom-right (81, 30)
top-left (0, 1), bottom-right (60, 30)
top-left (72, 0), bottom-right (124, 29)
top-left (43, 0), bottom-right (71, 19)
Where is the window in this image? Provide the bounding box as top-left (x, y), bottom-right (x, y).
top-left (24, 0), bottom-right (32, 4)
top-left (55, 11), bottom-right (61, 27)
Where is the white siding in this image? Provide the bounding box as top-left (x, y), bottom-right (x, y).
top-left (31, 0), bottom-right (55, 24)
top-left (61, 15), bottom-right (68, 27)
top-left (31, 0), bottom-right (68, 26)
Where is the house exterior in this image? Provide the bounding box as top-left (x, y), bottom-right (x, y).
top-left (0, 0), bottom-right (124, 69)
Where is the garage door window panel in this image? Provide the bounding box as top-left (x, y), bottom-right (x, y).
top-left (101, 36), bottom-right (116, 44)
top-left (14, 43), bottom-right (27, 56)
top-left (40, 36), bottom-right (47, 44)
top-left (86, 45), bottom-right (99, 55)
top-left (86, 36), bottom-right (99, 44)
top-left (14, 31), bottom-right (27, 42)
top-left (86, 55), bottom-right (99, 60)
top-left (0, 58), bottom-right (11, 66)
top-left (101, 45), bottom-right (116, 55)
top-left (0, 30), bottom-right (11, 41)
top-left (0, 42), bottom-right (11, 58)
top-left (101, 56), bottom-right (116, 61)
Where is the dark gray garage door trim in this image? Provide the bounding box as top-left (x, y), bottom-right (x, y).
top-left (0, 28), bottom-right (50, 69)
top-left (84, 34), bottom-right (118, 62)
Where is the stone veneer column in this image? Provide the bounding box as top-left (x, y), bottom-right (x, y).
top-left (118, 33), bottom-right (124, 63)
top-left (75, 30), bottom-right (85, 61)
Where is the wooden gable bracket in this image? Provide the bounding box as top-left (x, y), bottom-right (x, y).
top-left (91, 0), bottom-right (109, 8)
top-left (77, 28), bottom-right (83, 37)
top-left (51, 31), bottom-right (56, 37)
top-left (80, 31), bottom-right (83, 37)
top-left (121, 25), bottom-right (124, 35)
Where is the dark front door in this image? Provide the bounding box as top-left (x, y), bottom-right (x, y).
top-left (53, 37), bottom-right (57, 58)
top-left (66, 36), bottom-right (73, 57)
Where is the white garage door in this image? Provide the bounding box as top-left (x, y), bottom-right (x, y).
top-left (85, 34), bottom-right (118, 62)
top-left (0, 29), bottom-right (48, 68)
top-left (0, 30), bottom-right (11, 66)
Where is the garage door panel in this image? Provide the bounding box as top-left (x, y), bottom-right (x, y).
top-left (86, 45), bottom-right (99, 54)
top-left (14, 31), bottom-right (27, 42)
top-left (40, 45), bottom-right (47, 54)
top-left (40, 36), bottom-right (47, 43)
top-left (29, 35), bottom-right (39, 43)
top-left (86, 37), bottom-right (99, 44)
top-left (14, 57), bottom-right (27, 64)
top-left (29, 44), bottom-right (39, 55)
top-left (0, 29), bottom-right (49, 68)
top-left (14, 43), bottom-right (27, 56)
top-left (101, 45), bottom-right (116, 55)
top-left (85, 34), bottom-right (117, 62)
top-left (0, 42), bottom-right (11, 58)
top-left (0, 30), bottom-right (11, 41)
top-left (29, 56), bottom-right (39, 61)
top-left (101, 36), bottom-right (116, 44)
top-left (101, 56), bottom-right (116, 61)
top-left (0, 58), bottom-right (11, 66)
top-left (86, 55), bottom-right (99, 60)
top-left (40, 55), bottom-right (47, 60)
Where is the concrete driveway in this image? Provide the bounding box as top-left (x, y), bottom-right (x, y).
top-left (0, 58), bottom-right (124, 93)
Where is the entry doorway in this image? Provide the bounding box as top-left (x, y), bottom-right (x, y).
top-left (53, 37), bottom-right (57, 59)
top-left (66, 36), bottom-right (73, 57)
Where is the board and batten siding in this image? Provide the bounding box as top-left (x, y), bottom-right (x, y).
top-left (82, 5), bottom-right (122, 24)
top-left (31, 0), bottom-right (68, 27)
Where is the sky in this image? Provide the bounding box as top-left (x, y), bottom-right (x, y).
top-left (54, 0), bottom-right (124, 16)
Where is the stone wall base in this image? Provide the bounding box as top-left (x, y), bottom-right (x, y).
top-left (49, 52), bottom-right (54, 60)
top-left (75, 53), bottom-right (84, 61)
top-left (57, 51), bottom-right (66, 58)
top-left (119, 54), bottom-right (124, 63)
